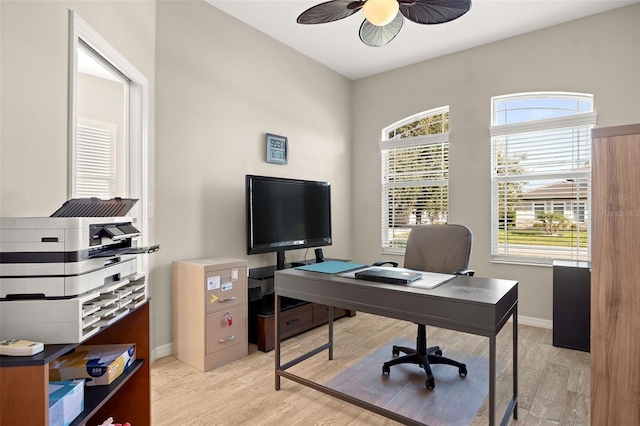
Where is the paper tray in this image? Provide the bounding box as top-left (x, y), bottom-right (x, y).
top-left (50, 198), bottom-right (138, 217)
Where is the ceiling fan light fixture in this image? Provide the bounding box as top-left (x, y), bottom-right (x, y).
top-left (362, 0), bottom-right (399, 26)
top-left (296, 0), bottom-right (472, 47)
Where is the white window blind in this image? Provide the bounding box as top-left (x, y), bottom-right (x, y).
top-left (75, 119), bottom-right (117, 199)
top-left (381, 108), bottom-right (449, 253)
top-left (490, 93), bottom-right (596, 264)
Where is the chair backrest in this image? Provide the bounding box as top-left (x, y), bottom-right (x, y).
top-left (403, 224), bottom-right (472, 274)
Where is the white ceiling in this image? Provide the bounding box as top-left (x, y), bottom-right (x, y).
top-left (207, 0), bottom-right (638, 80)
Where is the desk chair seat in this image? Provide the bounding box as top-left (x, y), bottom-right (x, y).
top-left (380, 224), bottom-right (474, 389)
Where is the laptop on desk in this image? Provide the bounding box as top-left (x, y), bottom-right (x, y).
top-left (355, 267), bottom-right (422, 285)
top-left (353, 267), bottom-right (456, 289)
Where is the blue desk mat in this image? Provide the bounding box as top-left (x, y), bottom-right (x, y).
top-left (296, 260), bottom-right (368, 274)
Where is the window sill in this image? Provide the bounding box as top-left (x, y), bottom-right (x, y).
top-left (491, 257), bottom-right (554, 267)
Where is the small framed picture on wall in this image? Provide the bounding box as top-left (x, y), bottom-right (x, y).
top-left (266, 133), bottom-right (288, 165)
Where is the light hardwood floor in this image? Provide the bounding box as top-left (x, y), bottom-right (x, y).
top-left (151, 312), bottom-right (590, 425)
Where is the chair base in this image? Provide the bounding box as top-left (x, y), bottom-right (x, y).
top-left (382, 325), bottom-right (467, 389)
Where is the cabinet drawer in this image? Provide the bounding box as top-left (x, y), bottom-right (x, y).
top-left (205, 267), bottom-right (246, 313)
top-left (279, 305), bottom-right (313, 338)
top-left (253, 303), bottom-right (354, 352)
top-left (206, 305), bottom-right (247, 354)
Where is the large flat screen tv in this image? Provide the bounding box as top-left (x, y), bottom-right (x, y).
top-left (246, 174), bottom-right (332, 269)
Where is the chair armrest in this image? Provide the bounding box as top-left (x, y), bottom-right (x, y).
top-left (372, 261), bottom-right (399, 267)
top-left (454, 268), bottom-right (475, 276)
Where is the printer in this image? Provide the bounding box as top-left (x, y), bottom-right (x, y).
top-left (0, 198), bottom-right (159, 344)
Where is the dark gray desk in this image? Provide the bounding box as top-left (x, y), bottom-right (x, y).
top-left (274, 268), bottom-right (518, 426)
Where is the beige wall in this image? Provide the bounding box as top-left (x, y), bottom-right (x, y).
top-left (351, 4), bottom-right (640, 322)
top-left (152, 2), bottom-right (353, 349)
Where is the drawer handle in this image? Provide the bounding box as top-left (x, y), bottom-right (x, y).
top-left (286, 319), bottom-right (300, 326)
top-left (219, 336), bottom-right (236, 343)
top-left (219, 296), bottom-right (236, 303)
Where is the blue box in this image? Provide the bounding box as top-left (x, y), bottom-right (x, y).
top-left (48, 379), bottom-right (84, 426)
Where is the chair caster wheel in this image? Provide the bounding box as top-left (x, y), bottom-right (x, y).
top-left (459, 366), bottom-right (467, 377)
top-left (433, 349), bottom-right (443, 356)
top-left (425, 377), bottom-right (435, 389)
top-left (392, 346), bottom-right (399, 357)
top-left (382, 364), bottom-right (390, 374)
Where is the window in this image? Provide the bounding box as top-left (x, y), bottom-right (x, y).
top-left (572, 202), bottom-right (586, 223)
top-left (491, 92), bottom-right (596, 264)
top-left (380, 107), bottom-right (449, 253)
top-left (534, 203), bottom-right (545, 216)
top-left (553, 202), bottom-right (564, 214)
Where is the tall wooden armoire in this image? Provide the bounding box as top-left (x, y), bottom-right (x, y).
top-left (591, 124), bottom-right (640, 424)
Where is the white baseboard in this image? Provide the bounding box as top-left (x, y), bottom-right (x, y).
top-left (518, 315), bottom-right (552, 329)
top-left (150, 343), bottom-right (173, 364)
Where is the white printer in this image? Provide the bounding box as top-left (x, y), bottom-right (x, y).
top-left (0, 198), bottom-right (159, 344)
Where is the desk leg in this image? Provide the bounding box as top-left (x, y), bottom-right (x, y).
top-left (328, 306), bottom-right (334, 360)
top-left (489, 334), bottom-right (496, 426)
top-left (275, 294), bottom-right (281, 391)
top-left (500, 305), bottom-right (519, 426)
top-left (513, 305), bottom-right (518, 420)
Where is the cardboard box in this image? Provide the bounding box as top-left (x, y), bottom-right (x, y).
top-left (49, 379), bottom-right (84, 426)
top-left (49, 343), bottom-right (136, 386)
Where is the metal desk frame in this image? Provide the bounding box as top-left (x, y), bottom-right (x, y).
top-left (274, 268), bottom-right (518, 426)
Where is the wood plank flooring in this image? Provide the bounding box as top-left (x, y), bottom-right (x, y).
top-left (151, 312), bottom-right (590, 425)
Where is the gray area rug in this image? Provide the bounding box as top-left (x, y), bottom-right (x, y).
top-left (324, 338), bottom-right (501, 425)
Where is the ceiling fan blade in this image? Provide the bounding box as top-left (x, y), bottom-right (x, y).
top-left (399, 0), bottom-right (471, 25)
top-left (297, 0), bottom-right (364, 24)
top-left (359, 13), bottom-right (404, 47)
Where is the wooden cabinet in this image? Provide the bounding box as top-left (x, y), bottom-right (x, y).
top-left (591, 124), bottom-right (640, 424)
top-left (0, 302), bottom-right (150, 426)
top-left (252, 301), bottom-right (355, 352)
top-left (247, 264), bottom-right (356, 352)
top-left (172, 258), bottom-right (248, 372)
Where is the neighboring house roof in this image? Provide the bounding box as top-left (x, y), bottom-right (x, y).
top-left (522, 179), bottom-right (588, 201)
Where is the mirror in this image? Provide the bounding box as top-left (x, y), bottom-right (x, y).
top-left (76, 43), bottom-right (128, 198)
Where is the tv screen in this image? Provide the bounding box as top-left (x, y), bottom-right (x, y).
top-left (246, 175), bottom-right (332, 267)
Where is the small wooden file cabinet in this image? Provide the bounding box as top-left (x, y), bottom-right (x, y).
top-left (172, 258), bottom-right (248, 372)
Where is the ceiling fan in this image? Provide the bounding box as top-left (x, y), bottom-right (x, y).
top-left (297, 0), bottom-right (471, 47)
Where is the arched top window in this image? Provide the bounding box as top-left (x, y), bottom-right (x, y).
top-left (493, 92), bottom-right (593, 126)
top-left (385, 107), bottom-right (449, 141)
top-left (380, 107), bottom-right (450, 253)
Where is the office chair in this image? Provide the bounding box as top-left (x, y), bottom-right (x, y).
top-left (379, 224), bottom-right (474, 389)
